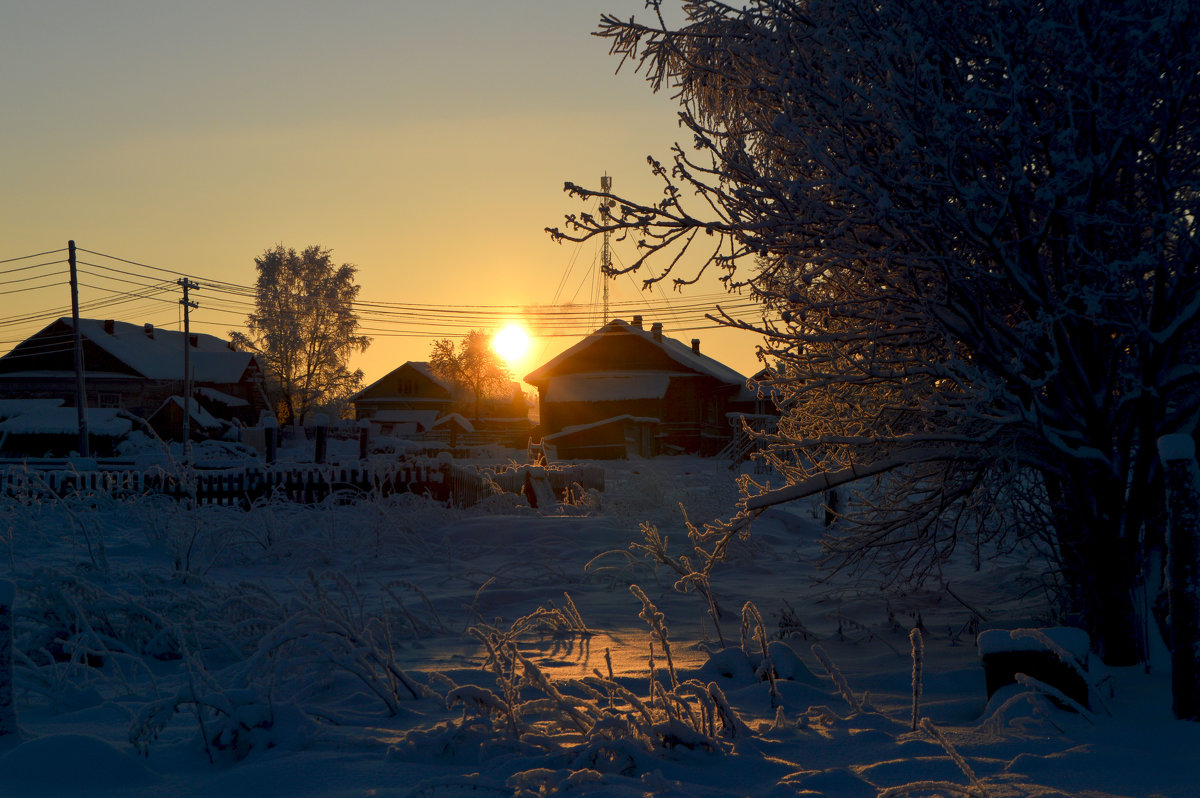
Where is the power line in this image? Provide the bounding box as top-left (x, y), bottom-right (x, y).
top-left (0, 248), bottom-right (67, 266)
top-left (0, 245), bottom-right (761, 355)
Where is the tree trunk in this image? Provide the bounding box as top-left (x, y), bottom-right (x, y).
top-left (1049, 468), bottom-right (1143, 666)
top-left (1158, 435), bottom-right (1200, 720)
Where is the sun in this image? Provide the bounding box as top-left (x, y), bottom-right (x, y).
top-left (492, 323), bottom-right (530, 366)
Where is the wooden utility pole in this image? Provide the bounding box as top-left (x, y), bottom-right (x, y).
top-left (68, 240), bottom-right (89, 457)
top-left (179, 278), bottom-right (199, 454)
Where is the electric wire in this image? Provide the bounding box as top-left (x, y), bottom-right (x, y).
top-left (0, 246), bottom-right (761, 358)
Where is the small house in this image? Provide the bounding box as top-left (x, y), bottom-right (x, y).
top-left (0, 318), bottom-right (271, 441)
top-left (351, 361), bottom-right (453, 435)
top-left (524, 317), bottom-right (748, 457)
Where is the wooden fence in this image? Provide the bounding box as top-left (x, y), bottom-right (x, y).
top-left (0, 461), bottom-right (450, 509)
top-left (0, 460), bottom-right (604, 510)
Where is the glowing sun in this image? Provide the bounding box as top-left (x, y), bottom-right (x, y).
top-left (493, 324), bottom-right (530, 366)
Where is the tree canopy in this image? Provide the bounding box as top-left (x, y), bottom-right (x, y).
top-left (231, 245), bottom-right (369, 425)
top-left (552, 0), bottom-right (1200, 671)
top-left (428, 330), bottom-right (513, 421)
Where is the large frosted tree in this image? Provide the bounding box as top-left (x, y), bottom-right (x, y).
top-left (429, 330), bottom-right (512, 422)
top-left (231, 245), bottom-right (369, 425)
top-left (551, 0), bottom-right (1200, 669)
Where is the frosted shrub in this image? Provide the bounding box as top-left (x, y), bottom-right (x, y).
top-left (246, 571), bottom-right (428, 716)
top-left (405, 595), bottom-right (752, 773)
top-left (15, 569), bottom-right (175, 697)
top-left (130, 656), bottom-right (316, 763)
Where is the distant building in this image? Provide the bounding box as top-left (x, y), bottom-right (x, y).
top-left (350, 361), bottom-right (454, 436)
top-left (0, 317), bottom-right (270, 444)
top-left (524, 317), bottom-right (748, 458)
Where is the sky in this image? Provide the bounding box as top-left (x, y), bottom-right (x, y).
top-left (0, 1), bottom-right (765, 386)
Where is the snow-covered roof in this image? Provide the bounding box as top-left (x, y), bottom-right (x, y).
top-left (155, 396), bottom-right (222, 429)
top-left (544, 414), bottom-right (660, 442)
top-left (525, 319), bottom-right (746, 387)
top-left (195, 386), bottom-right (249, 407)
top-left (372, 409), bottom-right (439, 430)
top-left (58, 318), bottom-right (256, 383)
top-left (432, 412), bottom-right (474, 433)
top-left (352, 360), bottom-right (454, 401)
top-left (407, 361), bottom-right (453, 392)
top-left (545, 373), bottom-right (671, 403)
top-left (0, 398), bottom-right (64, 419)
top-left (0, 407), bottom-right (132, 436)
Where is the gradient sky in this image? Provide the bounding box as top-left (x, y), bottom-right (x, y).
top-left (0, 1), bottom-right (763, 385)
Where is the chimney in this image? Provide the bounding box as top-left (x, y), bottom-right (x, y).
top-left (143, 323), bottom-right (154, 339)
top-left (651, 322), bottom-right (663, 342)
top-left (103, 319), bottom-right (115, 335)
top-left (691, 338), bottom-right (700, 354)
top-left (632, 315), bottom-right (643, 329)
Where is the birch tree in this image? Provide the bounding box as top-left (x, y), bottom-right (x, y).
top-left (231, 245), bottom-right (370, 425)
top-left (551, 0), bottom-right (1200, 668)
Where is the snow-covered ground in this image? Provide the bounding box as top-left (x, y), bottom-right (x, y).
top-left (0, 446), bottom-right (1196, 797)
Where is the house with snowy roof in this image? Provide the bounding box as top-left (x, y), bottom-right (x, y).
top-left (0, 317), bottom-right (270, 442)
top-left (523, 317), bottom-right (748, 458)
top-left (350, 361), bottom-right (454, 436)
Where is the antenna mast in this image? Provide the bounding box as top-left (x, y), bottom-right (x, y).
top-left (600, 174), bottom-right (614, 324)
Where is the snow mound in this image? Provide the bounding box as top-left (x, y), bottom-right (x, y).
top-left (0, 734), bottom-right (158, 792)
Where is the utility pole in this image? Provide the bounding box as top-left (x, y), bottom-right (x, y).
top-left (600, 174), bottom-right (615, 325)
top-left (179, 278), bottom-right (199, 456)
top-left (68, 240), bottom-right (89, 457)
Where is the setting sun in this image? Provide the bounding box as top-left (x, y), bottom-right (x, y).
top-left (493, 323), bottom-right (531, 366)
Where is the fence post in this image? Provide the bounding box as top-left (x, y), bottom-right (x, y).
top-left (358, 419), bottom-right (370, 461)
top-left (264, 418), bottom-right (277, 465)
top-left (313, 414), bottom-right (329, 465)
top-left (1158, 434), bottom-right (1200, 721)
top-left (0, 579), bottom-right (16, 739)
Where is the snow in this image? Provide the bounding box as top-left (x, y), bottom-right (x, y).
top-left (977, 627), bottom-right (1091, 659)
top-left (546, 373), bottom-right (672, 402)
top-left (0, 399), bottom-right (64, 420)
top-left (432, 412), bottom-right (474, 432)
top-left (0, 407), bottom-right (133, 436)
top-left (1158, 433), bottom-right (1196, 462)
top-left (67, 318), bottom-right (254, 383)
top-left (371, 409), bottom-right (439, 429)
top-left (157, 396), bottom-right (222, 430)
top-left (0, 451), bottom-right (1196, 796)
top-left (544, 414), bottom-right (660, 440)
top-left (196, 387), bottom-right (250, 408)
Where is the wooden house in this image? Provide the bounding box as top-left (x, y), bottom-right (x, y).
top-left (0, 317), bottom-right (270, 440)
top-left (524, 317), bottom-right (748, 457)
top-left (351, 361), bottom-right (453, 435)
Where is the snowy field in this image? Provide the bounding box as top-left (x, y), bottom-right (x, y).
top-left (0, 448), bottom-right (1196, 797)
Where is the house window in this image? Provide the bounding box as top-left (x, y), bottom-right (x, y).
top-left (398, 378), bottom-right (417, 396)
top-left (94, 393), bottom-right (122, 408)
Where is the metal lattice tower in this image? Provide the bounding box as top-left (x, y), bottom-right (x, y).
top-left (600, 174), bottom-right (614, 324)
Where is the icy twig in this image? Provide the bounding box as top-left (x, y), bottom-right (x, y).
top-left (920, 717), bottom-right (991, 798)
top-left (910, 627), bottom-right (924, 731)
top-left (811, 644), bottom-right (861, 713)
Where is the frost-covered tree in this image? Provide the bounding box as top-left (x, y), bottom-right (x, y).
top-left (551, 0), bottom-right (1200, 667)
top-left (428, 330), bottom-right (512, 422)
top-left (231, 245), bottom-right (370, 425)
